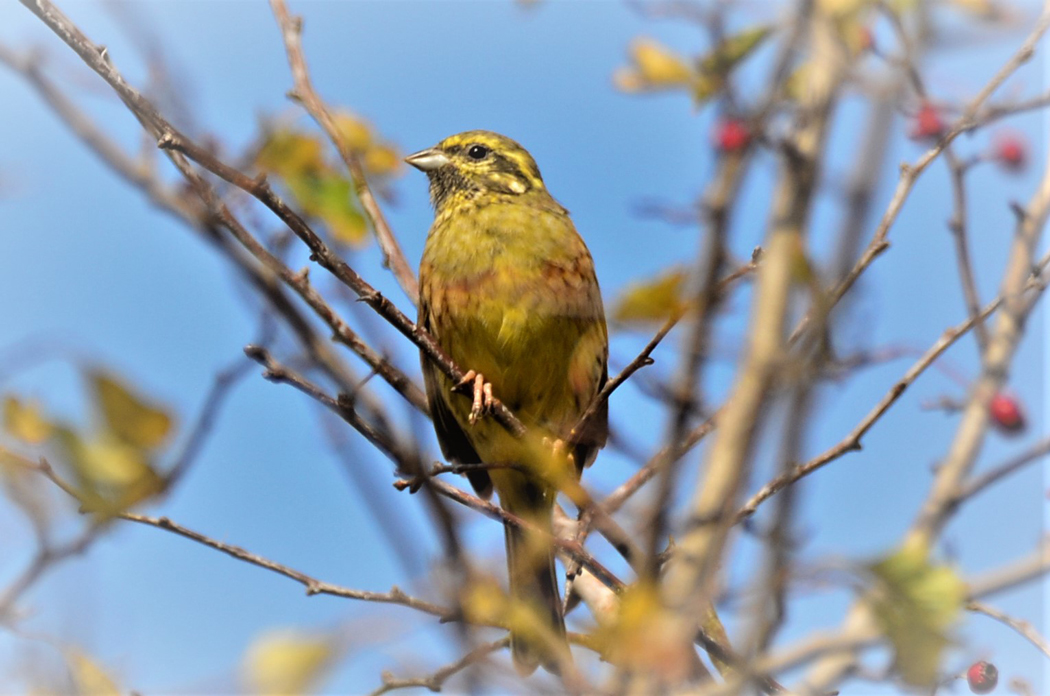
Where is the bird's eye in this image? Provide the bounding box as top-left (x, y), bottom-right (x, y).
top-left (467, 144), bottom-right (490, 160)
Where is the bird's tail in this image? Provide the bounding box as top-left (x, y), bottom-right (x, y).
top-left (502, 482), bottom-right (569, 676)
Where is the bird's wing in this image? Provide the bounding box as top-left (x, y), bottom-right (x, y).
top-left (419, 302), bottom-right (493, 499)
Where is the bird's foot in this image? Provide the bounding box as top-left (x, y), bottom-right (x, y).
top-left (454, 370), bottom-right (495, 425)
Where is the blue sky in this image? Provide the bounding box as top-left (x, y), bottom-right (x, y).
top-left (0, 1), bottom-right (1047, 693)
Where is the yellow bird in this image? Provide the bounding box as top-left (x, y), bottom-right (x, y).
top-left (407, 131), bottom-right (608, 675)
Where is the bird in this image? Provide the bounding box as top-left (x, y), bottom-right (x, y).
top-left (407, 130), bottom-right (608, 675)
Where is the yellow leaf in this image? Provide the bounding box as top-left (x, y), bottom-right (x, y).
top-left (461, 575), bottom-right (510, 627)
top-left (56, 428), bottom-right (164, 515)
top-left (616, 39), bottom-right (694, 93)
top-left (65, 650), bottom-right (120, 696)
top-left (613, 268), bottom-right (688, 324)
top-left (633, 39), bottom-right (694, 84)
top-left (90, 371), bottom-right (173, 450)
top-left (868, 546), bottom-right (966, 687)
top-left (363, 144), bottom-right (401, 177)
top-left (78, 433), bottom-right (156, 488)
top-left (256, 130), bottom-right (326, 176)
top-left (332, 112), bottom-right (372, 153)
top-left (242, 629), bottom-right (335, 695)
top-left (4, 396), bottom-right (53, 444)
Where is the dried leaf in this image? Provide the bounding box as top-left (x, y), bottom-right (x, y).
top-left (4, 396), bottom-right (53, 444)
top-left (242, 629), bottom-right (335, 695)
top-left (868, 545), bottom-right (966, 687)
top-left (89, 371), bottom-right (172, 450)
top-left (613, 268), bottom-right (688, 324)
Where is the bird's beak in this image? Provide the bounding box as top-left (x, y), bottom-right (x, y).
top-left (404, 148), bottom-right (450, 172)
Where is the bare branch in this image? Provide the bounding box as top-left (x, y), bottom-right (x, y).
top-left (369, 638), bottom-right (510, 696)
top-left (789, 8), bottom-right (1050, 344)
top-left (120, 511), bottom-right (456, 620)
top-left (967, 601), bottom-right (1050, 660)
top-left (269, 0), bottom-right (419, 305)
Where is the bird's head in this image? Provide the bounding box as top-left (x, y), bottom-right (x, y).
top-left (405, 130), bottom-right (546, 209)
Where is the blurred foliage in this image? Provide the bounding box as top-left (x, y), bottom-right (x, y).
top-left (867, 545), bottom-right (966, 687)
top-left (241, 628), bottom-right (338, 694)
top-left (2, 369), bottom-right (174, 518)
top-left (593, 583), bottom-right (693, 679)
top-left (4, 396), bottom-right (53, 445)
top-left (612, 267), bottom-right (687, 325)
top-left (255, 111), bottom-right (403, 247)
top-left (64, 649), bottom-right (121, 696)
top-left (91, 371), bottom-right (172, 450)
top-left (0, 448), bottom-right (51, 535)
top-left (614, 27), bottom-right (769, 104)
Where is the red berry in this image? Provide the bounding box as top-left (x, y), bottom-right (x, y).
top-left (993, 133), bottom-right (1027, 172)
top-left (715, 119), bottom-right (750, 152)
top-left (989, 393), bottom-right (1025, 434)
top-left (909, 103), bottom-right (945, 141)
top-left (966, 660), bottom-right (998, 694)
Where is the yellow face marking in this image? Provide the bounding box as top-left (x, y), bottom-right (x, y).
top-left (420, 130), bottom-right (547, 204)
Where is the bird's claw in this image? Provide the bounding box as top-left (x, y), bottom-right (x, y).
top-left (454, 370), bottom-right (494, 425)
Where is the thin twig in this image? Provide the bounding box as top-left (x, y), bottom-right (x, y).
top-left (789, 8), bottom-right (1050, 345)
top-left (269, 0), bottom-right (419, 304)
top-left (163, 353), bottom-right (255, 490)
top-left (0, 525), bottom-right (102, 622)
top-left (967, 601), bottom-right (1050, 660)
top-left (574, 261), bottom-right (744, 445)
top-left (413, 476), bottom-right (626, 593)
top-left (120, 511), bottom-right (456, 619)
top-left (369, 638), bottom-right (510, 696)
top-left (953, 437), bottom-right (1050, 504)
top-left (736, 280), bottom-right (1029, 522)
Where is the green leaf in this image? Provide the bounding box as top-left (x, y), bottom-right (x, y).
top-left (287, 171), bottom-right (368, 246)
top-left (698, 26), bottom-right (771, 76)
top-left (868, 546), bottom-right (966, 687)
